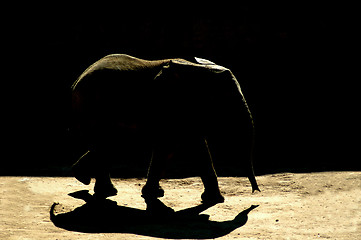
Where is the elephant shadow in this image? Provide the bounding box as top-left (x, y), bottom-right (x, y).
top-left (50, 190), bottom-right (258, 239)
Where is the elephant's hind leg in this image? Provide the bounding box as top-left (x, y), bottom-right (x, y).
top-left (72, 149), bottom-right (118, 198)
top-left (93, 171), bottom-right (118, 198)
top-left (72, 151), bottom-right (92, 185)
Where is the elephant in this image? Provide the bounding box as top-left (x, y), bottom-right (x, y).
top-left (71, 54), bottom-right (260, 206)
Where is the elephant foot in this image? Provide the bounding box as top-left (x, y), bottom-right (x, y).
top-left (141, 184), bottom-right (165, 200)
top-left (201, 191), bottom-right (225, 205)
top-left (72, 151), bottom-right (94, 185)
top-left (94, 183), bottom-right (118, 199)
top-left (72, 163), bottom-right (91, 185)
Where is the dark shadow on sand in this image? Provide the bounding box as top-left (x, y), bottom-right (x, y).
top-left (50, 190), bottom-right (258, 239)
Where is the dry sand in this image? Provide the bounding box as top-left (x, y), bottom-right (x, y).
top-left (1, 171), bottom-right (360, 239)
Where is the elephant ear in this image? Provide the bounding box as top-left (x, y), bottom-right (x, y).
top-left (194, 57), bottom-right (216, 65)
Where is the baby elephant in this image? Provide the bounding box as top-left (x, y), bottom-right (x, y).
top-left (71, 54), bottom-right (260, 206)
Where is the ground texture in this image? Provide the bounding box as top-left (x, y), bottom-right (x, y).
top-left (1, 171), bottom-right (360, 239)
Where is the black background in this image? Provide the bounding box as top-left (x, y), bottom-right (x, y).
top-left (2, 4), bottom-right (358, 176)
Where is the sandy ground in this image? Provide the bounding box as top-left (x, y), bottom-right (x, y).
top-left (1, 171), bottom-right (360, 240)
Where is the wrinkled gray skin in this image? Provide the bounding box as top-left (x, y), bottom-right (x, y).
top-left (71, 54), bottom-right (260, 205)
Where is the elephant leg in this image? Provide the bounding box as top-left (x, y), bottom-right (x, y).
top-left (72, 147), bottom-right (117, 198)
top-left (93, 170), bottom-right (117, 198)
top-left (91, 141), bottom-right (118, 198)
top-left (195, 138), bottom-right (225, 204)
top-left (206, 118), bottom-right (260, 193)
top-left (72, 98), bottom-right (119, 198)
top-left (71, 114), bottom-right (96, 185)
top-left (72, 150), bottom-right (93, 185)
top-left (142, 140), bottom-right (176, 200)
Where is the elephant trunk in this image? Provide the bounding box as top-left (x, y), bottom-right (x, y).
top-left (247, 161), bottom-right (260, 193)
top-left (247, 126), bottom-right (260, 193)
top-left (226, 70), bottom-right (260, 193)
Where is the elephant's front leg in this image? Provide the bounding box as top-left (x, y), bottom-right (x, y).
top-left (141, 141), bottom-right (175, 200)
top-left (197, 138), bottom-right (225, 205)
